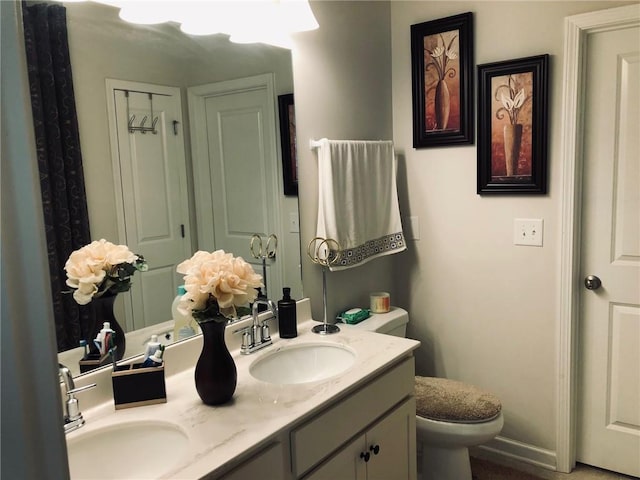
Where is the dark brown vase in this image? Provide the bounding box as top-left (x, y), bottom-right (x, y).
top-left (503, 124), bottom-right (523, 177)
top-left (434, 79), bottom-right (451, 130)
top-left (194, 318), bottom-right (237, 405)
top-left (90, 294), bottom-right (126, 361)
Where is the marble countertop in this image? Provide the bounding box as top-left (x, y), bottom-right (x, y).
top-left (67, 300), bottom-right (420, 479)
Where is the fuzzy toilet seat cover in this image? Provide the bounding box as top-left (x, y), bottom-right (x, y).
top-left (414, 376), bottom-right (502, 423)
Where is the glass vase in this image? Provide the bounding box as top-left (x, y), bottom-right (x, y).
top-left (194, 317), bottom-right (237, 405)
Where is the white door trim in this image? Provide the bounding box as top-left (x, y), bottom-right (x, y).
top-left (557, 4), bottom-right (640, 473)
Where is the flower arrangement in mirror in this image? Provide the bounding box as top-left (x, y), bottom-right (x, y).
top-left (176, 250), bottom-right (263, 405)
top-left (64, 239), bottom-right (147, 362)
top-left (65, 239), bottom-right (148, 305)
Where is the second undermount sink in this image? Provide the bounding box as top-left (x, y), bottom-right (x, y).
top-left (66, 420), bottom-right (188, 479)
top-left (249, 342), bottom-right (356, 385)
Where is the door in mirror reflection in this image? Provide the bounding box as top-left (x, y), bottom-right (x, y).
top-left (109, 80), bottom-right (192, 332)
top-left (190, 75), bottom-right (285, 300)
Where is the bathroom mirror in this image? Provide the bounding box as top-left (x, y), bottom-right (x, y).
top-left (34, 1), bottom-right (303, 374)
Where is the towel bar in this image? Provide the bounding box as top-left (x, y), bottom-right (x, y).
top-left (309, 138), bottom-right (391, 150)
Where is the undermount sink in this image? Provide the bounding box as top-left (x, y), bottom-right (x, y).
top-left (66, 420), bottom-right (188, 479)
top-left (249, 342), bottom-right (356, 385)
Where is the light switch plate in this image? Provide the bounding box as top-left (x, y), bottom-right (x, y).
top-left (289, 212), bottom-right (299, 233)
top-left (514, 218), bottom-right (543, 246)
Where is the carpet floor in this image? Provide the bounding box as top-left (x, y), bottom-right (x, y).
top-left (471, 457), bottom-right (545, 480)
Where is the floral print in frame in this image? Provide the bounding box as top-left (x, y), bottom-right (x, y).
top-left (411, 12), bottom-right (474, 148)
top-left (477, 55), bottom-right (549, 194)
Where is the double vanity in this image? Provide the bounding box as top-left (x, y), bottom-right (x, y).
top-left (65, 299), bottom-right (420, 479)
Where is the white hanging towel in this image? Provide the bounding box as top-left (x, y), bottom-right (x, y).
top-left (315, 138), bottom-right (406, 271)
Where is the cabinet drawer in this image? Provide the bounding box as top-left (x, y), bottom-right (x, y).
top-left (291, 356), bottom-right (414, 477)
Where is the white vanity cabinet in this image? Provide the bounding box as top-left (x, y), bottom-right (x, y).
top-left (214, 356), bottom-right (416, 480)
top-left (291, 357), bottom-right (417, 480)
top-left (74, 312), bottom-right (420, 480)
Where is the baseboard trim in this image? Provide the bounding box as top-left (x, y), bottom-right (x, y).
top-left (472, 435), bottom-right (557, 472)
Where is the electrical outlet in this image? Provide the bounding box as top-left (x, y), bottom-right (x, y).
top-left (514, 218), bottom-right (543, 247)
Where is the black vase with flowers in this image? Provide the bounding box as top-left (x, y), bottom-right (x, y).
top-left (176, 249), bottom-right (264, 406)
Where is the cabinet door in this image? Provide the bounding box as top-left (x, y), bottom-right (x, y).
top-left (366, 398), bottom-right (417, 480)
top-left (303, 434), bottom-right (366, 480)
top-left (219, 442), bottom-right (285, 480)
top-left (303, 398), bottom-right (417, 480)
top-left (291, 358), bottom-right (415, 477)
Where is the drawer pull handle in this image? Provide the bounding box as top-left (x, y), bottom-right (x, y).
top-left (360, 451), bottom-right (370, 463)
top-left (370, 444), bottom-right (380, 455)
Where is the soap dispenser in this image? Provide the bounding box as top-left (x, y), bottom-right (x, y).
top-left (277, 287), bottom-right (297, 338)
top-left (172, 285), bottom-right (196, 340)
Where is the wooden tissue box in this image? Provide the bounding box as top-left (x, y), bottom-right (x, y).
top-left (111, 363), bottom-right (166, 409)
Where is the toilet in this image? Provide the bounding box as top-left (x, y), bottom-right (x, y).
top-left (339, 307), bottom-right (503, 480)
top-left (414, 376), bottom-right (503, 480)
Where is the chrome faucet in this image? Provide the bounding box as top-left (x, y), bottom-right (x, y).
top-left (59, 364), bottom-right (96, 434)
top-left (236, 299), bottom-right (278, 355)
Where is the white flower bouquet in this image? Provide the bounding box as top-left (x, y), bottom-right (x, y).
top-left (496, 74), bottom-right (530, 125)
top-left (426, 32), bottom-right (458, 83)
top-left (176, 250), bottom-right (263, 322)
top-left (64, 239), bottom-right (147, 305)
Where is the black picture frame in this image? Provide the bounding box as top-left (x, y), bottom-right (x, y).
top-left (477, 54), bottom-right (549, 194)
top-left (278, 93), bottom-right (298, 196)
top-left (411, 12), bottom-right (474, 148)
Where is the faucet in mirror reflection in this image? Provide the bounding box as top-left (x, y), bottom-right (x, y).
top-left (250, 233), bottom-right (278, 299)
top-left (307, 237), bottom-right (343, 335)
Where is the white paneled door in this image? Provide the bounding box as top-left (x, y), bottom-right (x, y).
top-left (577, 22), bottom-right (640, 477)
top-left (108, 81), bottom-right (192, 332)
top-left (189, 74), bottom-right (284, 302)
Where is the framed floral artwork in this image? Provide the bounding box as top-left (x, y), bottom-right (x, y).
top-left (477, 54), bottom-right (549, 194)
top-left (278, 93), bottom-right (298, 196)
top-left (411, 12), bottom-right (474, 148)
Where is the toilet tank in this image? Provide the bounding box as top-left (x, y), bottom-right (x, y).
top-left (341, 307), bottom-right (408, 337)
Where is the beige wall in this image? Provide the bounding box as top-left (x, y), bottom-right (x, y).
top-left (293, 0), bottom-right (635, 467)
top-left (390, 1), bottom-right (633, 457)
top-left (292, 1), bottom-right (396, 321)
top-left (2, 2), bottom-right (69, 477)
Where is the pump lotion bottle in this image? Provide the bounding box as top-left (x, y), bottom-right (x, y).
top-left (277, 287), bottom-right (297, 338)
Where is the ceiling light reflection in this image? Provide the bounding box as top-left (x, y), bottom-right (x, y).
top-left (60, 0), bottom-right (319, 48)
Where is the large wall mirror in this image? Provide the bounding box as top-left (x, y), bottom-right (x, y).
top-left (32, 1), bottom-right (303, 375)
